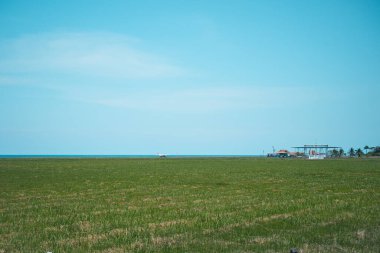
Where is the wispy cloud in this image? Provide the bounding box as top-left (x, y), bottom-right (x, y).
top-left (93, 88), bottom-right (241, 113)
top-left (0, 32), bottom-right (326, 115)
top-left (0, 32), bottom-right (185, 81)
top-left (87, 86), bottom-right (322, 113)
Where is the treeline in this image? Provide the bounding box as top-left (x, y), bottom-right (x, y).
top-left (330, 146), bottom-right (380, 158)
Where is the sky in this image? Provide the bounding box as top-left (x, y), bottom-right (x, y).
top-left (0, 0), bottom-right (379, 155)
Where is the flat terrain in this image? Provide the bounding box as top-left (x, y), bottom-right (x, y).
top-left (0, 158), bottom-right (379, 252)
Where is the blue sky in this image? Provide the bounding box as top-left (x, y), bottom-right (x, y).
top-left (0, 0), bottom-right (379, 155)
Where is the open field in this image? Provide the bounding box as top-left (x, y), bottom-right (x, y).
top-left (0, 158), bottom-right (379, 252)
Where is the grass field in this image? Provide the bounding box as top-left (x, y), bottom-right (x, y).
top-left (0, 158), bottom-right (379, 252)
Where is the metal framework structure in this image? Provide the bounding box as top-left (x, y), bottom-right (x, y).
top-left (292, 145), bottom-right (341, 159)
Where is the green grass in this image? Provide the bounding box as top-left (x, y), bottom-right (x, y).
top-left (0, 158), bottom-right (379, 252)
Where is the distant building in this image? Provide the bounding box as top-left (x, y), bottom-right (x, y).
top-left (268, 145), bottom-right (342, 159)
top-left (267, 149), bottom-right (297, 158)
top-left (276, 149), bottom-right (290, 158)
top-left (292, 145), bottom-right (341, 159)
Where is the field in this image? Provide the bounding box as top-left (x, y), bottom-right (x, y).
top-left (0, 158), bottom-right (379, 252)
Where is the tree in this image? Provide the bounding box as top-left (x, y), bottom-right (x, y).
top-left (371, 146), bottom-right (380, 156)
top-left (348, 147), bottom-right (355, 157)
top-left (364, 145), bottom-right (370, 155)
top-left (338, 148), bottom-right (345, 157)
top-left (331, 149), bottom-right (339, 158)
top-left (366, 146), bottom-right (379, 156)
top-left (355, 148), bottom-right (364, 158)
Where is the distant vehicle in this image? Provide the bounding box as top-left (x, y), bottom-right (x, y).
top-left (157, 153), bottom-right (167, 158)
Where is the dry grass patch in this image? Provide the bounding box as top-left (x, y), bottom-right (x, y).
top-left (260, 213), bottom-right (292, 222)
top-left (129, 240), bottom-right (145, 250)
top-left (98, 246), bottom-right (125, 253)
top-left (109, 228), bottom-right (128, 236)
top-left (148, 219), bottom-right (192, 230)
top-left (150, 234), bottom-right (184, 247)
top-left (212, 239), bottom-right (238, 246)
top-left (248, 236), bottom-right (278, 245)
top-left (78, 220), bottom-right (91, 231)
top-left (356, 229), bottom-right (366, 240)
top-left (44, 225), bottom-right (65, 232)
top-left (57, 233), bottom-right (107, 247)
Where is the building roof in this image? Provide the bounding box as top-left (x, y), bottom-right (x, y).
top-left (276, 149), bottom-right (289, 154)
top-left (292, 145), bottom-right (341, 149)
